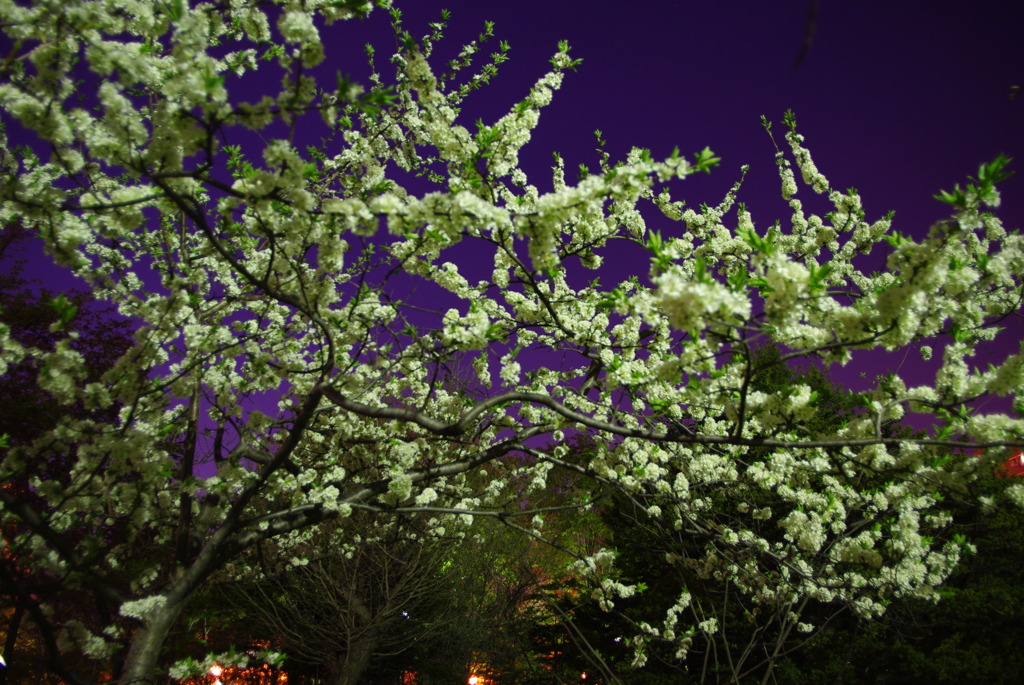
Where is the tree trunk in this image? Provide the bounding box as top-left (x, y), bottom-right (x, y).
top-left (0, 604), bottom-right (23, 685)
top-left (327, 628), bottom-right (379, 685)
top-left (117, 600), bottom-right (186, 685)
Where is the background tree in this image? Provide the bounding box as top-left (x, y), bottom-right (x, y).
top-left (217, 514), bottom-right (478, 685)
top-left (214, 440), bottom-right (610, 684)
top-left (0, 2), bottom-right (1022, 683)
top-left (0, 223), bottom-right (135, 683)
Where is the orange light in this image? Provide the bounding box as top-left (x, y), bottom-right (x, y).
top-left (468, 677), bottom-right (479, 685)
top-left (209, 664), bottom-right (223, 677)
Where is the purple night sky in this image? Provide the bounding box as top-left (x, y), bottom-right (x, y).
top-left (3, 0), bottom-right (1022, 421)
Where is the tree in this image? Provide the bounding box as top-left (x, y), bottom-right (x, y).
top-left (767, 470), bottom-right (1024, 685)
top-left (0, 1), bottom-right (1022, 683)
top-left (0, 224), bottom-right (135, 683)
top-left (217, 513), bottom-right (481, 685)
top-left (539, 346), bottom-right (935, 683)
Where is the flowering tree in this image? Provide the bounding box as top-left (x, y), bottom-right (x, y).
top-left (1, 1), bottom-right (1022, 682)
top-left (539, 346), bottom-right (936, 683)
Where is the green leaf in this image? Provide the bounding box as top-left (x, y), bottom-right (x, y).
top-left (646, 229), bottom-right (664, 255)
top-left (204, 72), bottom-right (224, 91)
top-left (934, 155), bottom-right (1013, 210)
top-left (738, 226), bottom-right (776, 256)
top-left (808, 263), bottom-right (831, 290)
top-left (977, 155), bottom-right (1013, 185)
top-left (950, 324), bottom-right (973, 344)
top-left (164, 0), bottom-right (185, 22)
top-left (47, 293), bottom-right (78, 329)
top-left (695, 256), bottom-right (708, 283)
top-left (596, 287), bottom-right (626, 311)
top-left (692, 147), bottom-right (721, 174)
top-left (728, 267), bottom-right (749, 290)
top-left (883, 231), bottom-right (907, 248)
top-left (782, 109), bottom-right (797, 133)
